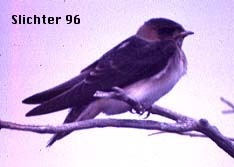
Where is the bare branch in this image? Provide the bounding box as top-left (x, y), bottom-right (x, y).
top-left (96, 89), bottom-right (234, 158)
top-left (197, 119), bottom-right (234, 156)
top-left (0, 118), bottom-right (195, 134)
top-left (0, 116), bottom-right (233, 158)
top-left (221, 97), bottom-right (234, 109)
top-left (149, 131), bottom-right (234, 141)
top-left (0, 88), bottom-right (233, 158)
top-left (222, 110), bottom-right (234, 114)
top-left (220, 97), bottom-right (234, 114)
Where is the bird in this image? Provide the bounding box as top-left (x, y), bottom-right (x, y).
top-left (22, 18), bottom-right (193, 146)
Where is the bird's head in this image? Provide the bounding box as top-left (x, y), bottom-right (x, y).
top-left (136, 18), bottom-right (193, 47)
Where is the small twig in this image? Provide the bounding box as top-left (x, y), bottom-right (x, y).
top-left (149, 105), bottom-right (190, 122)
top-left (220, 97), bottom-right (234, 114)
top-left (149, 129), bottom-right (234, 141)
top-left (222, 110), bottom-right (234, 114)
top-left (148, 131), bottom-right (206, 138)
top-left (220, 97), bottom-right (234, 109)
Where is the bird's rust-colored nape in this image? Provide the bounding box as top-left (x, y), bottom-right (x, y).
top-left (137, 18), bottom-right (193, 42)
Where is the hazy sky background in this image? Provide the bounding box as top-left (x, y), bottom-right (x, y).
top-left (1, 0), bottom-right (234, 166)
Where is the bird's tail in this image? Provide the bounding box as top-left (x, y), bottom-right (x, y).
top-left (25, 83), bottom-right (95, 117)
top-left (47, 106), bottom-right (85, 147)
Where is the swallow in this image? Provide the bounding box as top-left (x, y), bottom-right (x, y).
top-left (23, 18), bottom-right (193, 146)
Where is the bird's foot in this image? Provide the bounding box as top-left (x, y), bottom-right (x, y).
top-left (111, 87), bottom-right (151, 118)
top-left (96, 87), bottom-right (151, 118)
top-left (130, 105), bottom-right (151, 119)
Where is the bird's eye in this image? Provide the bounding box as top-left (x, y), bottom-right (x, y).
top-left (158, 28), bottom-right (174, 35)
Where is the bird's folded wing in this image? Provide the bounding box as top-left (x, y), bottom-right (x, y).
top-left (25, 36), bottom-right (177, 116)
top-left (22, 71), bottom-right (89, 104)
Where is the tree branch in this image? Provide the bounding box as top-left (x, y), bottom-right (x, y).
top-left (0, 118), bottom-right (195, 134)
top-left (0, 88), bottom-right (233, 158)
top-left (148, 131), bottom-right (234, 141)
top-left (220, 97), bottom-right (234, 114)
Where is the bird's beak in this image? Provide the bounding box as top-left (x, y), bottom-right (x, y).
top-left (176, 30), bottom-right (194, 38)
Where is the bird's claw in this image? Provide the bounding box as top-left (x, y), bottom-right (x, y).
top-left (143, 107), bottom-right (151, 119)
top-left (130, 104), bottom-right (151, 119)
top-left (111, 87), bottom-right (151, 118)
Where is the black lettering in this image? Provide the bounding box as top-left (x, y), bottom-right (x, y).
top-left (11, 15), bottom-right (69, 25)
top-left (27, 16), bottom-right (32, 24)
top-left (12, 15), bottom-right (17, 24)
top-left (55, 17), bottom-right (61, 24)
top-left (42, 15), bottom-right (46, 24)
top-left (48, 17), bottom-right (54, 24)
top-left (34, 15), bottom-right (40, 24)
top-left (19, 15), bottom-right (22, 24)
top-left (22, 15), bottom-right (26, 24)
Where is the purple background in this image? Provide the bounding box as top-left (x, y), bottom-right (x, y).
top-left (1, 1), bottom-right (234, 166)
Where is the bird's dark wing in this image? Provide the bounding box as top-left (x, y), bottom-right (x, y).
top-left (25, 36), bottom-right (177, 116)
top-left (22, 58), bottom-right (99, 104)
top-left (82, 36), bottom-right (177, 90)
top-left (22, 72), bottom-right (87, 104)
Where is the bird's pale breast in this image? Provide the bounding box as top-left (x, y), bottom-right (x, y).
top-left (81, 49), bottom-right (187, 117)
top-left (125, 48), bottom-right (187, 107)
